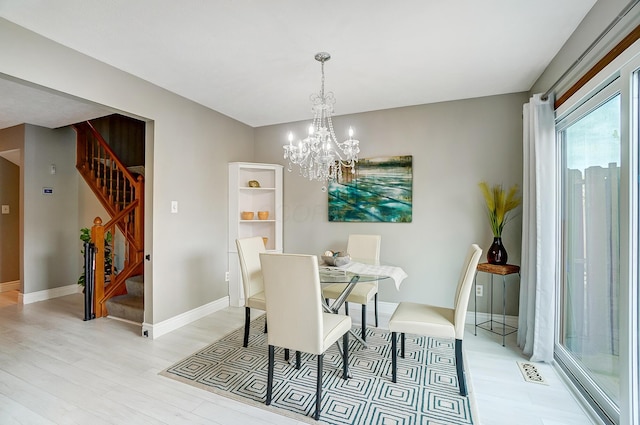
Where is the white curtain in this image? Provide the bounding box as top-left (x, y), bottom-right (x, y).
top-left (518, 93), bottom-right (556, 362)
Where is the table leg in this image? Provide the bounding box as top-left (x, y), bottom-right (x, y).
top-left (348, 330), bottom-right (367, 347)
top-left (325, 275), bottom-right (368, 348)
top-left (328, 275), bottom-right (360, 313)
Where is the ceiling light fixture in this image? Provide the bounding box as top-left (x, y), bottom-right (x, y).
top-left (283, 52), bottom-right (360, 191)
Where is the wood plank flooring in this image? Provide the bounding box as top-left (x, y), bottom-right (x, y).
top-left (0, 292), bottom-right (594, 424)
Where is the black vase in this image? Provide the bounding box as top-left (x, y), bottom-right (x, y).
top-left (487, 237), bottom-right (508, 265)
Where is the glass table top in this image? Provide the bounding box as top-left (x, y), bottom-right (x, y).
top-left (319, 267), bottom-right (383, 284)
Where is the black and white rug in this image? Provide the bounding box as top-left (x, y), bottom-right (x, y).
top-left (161, 319), bottom-right (477, 424)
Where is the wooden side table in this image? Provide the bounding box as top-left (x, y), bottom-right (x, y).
top-left (474, 263), bottom-right (520, 346)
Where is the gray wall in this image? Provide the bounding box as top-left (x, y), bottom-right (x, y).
top-left (22, 125), bottom-right (78, 293)
top-left (0, 156), bottom-right (19, 282)
top-left (255, 93), bottom-right (528, 314)
top-left (0, 18), bottom-right (254, 323)
top-left (77, 172), bottom-right (109, 280)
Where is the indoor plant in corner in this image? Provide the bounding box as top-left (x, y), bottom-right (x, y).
top-left (78, 227), bottom-right (114, 289)
top-left (479, 181), bottom-right (521, 265)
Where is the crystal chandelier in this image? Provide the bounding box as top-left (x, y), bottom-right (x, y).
top-left (283, 52), bottom-right (360, 190)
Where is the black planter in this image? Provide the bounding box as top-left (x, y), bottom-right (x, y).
top-left (487, 237), bottom-right (508, 265)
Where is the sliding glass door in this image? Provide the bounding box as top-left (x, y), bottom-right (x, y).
top-left (555, 56), bottom-right (639, 425)
top-left (557, 91), bottom-right (621, 422)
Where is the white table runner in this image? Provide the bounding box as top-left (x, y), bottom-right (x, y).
top-left (337, 261), bottom-right (408, 290)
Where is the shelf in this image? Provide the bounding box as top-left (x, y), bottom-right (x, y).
top-left (228, 162), bottom-right (283, 308)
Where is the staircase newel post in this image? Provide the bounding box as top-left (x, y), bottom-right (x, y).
top-left (91, 217), bottom-right (106, 317)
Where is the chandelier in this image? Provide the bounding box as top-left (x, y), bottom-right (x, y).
top-left (283, 52), bottom-right (360, 190)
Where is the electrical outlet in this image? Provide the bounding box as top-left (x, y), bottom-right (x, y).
top-left (225, 271), bottom-right (230, 282)
top-left (476, 284), bottom-right (483, 297)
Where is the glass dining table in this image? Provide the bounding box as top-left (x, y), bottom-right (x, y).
top-left (319, 266), bottom-right (388, 347)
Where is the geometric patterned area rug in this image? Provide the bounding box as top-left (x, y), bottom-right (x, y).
top-left (160, 318), bottom-right (477, 424)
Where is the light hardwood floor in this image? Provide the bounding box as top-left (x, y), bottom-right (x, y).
top-left (0, 291), bottom-right (594, 425)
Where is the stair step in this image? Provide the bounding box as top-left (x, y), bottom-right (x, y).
top-left (106, 294), bottom-right (143, 323)
top-left (126, 275), bottom-right (144, 297)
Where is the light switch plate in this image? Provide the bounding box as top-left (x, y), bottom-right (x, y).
top-left (1, 205), bottom-right (9, 214)
top-left (171, 201), bottom-right (178, 213)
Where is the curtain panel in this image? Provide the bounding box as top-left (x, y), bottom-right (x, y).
top-left (518, 94), bottom-right (556, 362)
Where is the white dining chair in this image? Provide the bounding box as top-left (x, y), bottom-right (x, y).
top-left (260, 252), bottom-right (351, 421)
top-left (388, 244), bottom-right (482, 396)
top-left (322, 234), bottom-right (381, 341)
top-left (236, 236), bottom-right (267, 347)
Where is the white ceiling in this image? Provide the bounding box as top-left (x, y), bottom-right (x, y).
top-left (0, 77), bottom-right (116, 130)
top-left (0, 0), bottom-right (597, 129)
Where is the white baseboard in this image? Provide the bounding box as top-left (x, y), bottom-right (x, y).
top-left (20, 283), bottom-right (81, 304)
top-left (0, 280), bottom-right (20, 293)
top-left (142, 296), bottom-right (230, 339)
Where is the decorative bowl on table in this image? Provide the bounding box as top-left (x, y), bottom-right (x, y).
top-left (321, 251), bottom-right (350, 267)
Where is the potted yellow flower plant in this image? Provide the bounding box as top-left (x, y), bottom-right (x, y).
top-left (479, 181), bottom-right (521, 264)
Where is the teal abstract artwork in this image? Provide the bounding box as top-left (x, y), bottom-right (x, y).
top-left (328, 155), bottom-right (412, 222)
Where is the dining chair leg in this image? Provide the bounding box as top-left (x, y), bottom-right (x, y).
top-left (374, 294), bottom-right (379, 327)
top-left (344, 302), bottom-right (349, 315)
top-left (243, 307), bottom-right (251, 347)
top-left (455, 339), bottom-right (468, 396)
top-left (264, 317), bottom-right (268, 334)
top-left (315, 353), bottom-right (324, 420)
top-left (284, 349), bottom-right (290, 361)
top-left (391, 331), bottom-right (397, 383)
top-left (361, 305), bottom-right (367, 342)
top-left (296, 351), bottom-right (301, 369)
top-left (342, 332), bottom-right (349, 379)
top-left (401, 332), bottom-right (405, 358)
top-left (266, 345), bottom-right (274, 405)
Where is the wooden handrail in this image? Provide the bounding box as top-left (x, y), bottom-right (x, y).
top-left (104, 199), bottom-right (142, 252)
top-left (101, 257), bottom-right (143, 302)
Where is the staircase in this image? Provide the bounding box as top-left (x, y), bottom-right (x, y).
top-left (105, 275), bottom-right (144, 323)
top-left (74, 117), bottom-right (145, 323)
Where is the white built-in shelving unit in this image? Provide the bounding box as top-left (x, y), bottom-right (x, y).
top-left (228, 162), bottom-right (283, 307)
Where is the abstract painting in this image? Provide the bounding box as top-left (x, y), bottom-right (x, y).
top-left (328, 155), bottom-right (412, 222)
